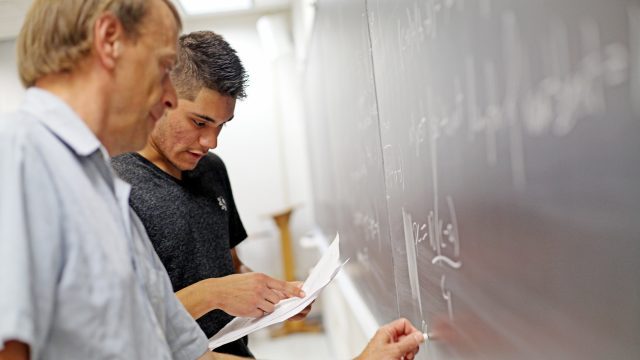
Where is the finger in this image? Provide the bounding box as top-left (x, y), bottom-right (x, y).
top-left (392, 332), bottom-right (423, 358)
top-left (257, 299), bottom-right (275, 314)
top-left (266, 278), bottom-right (305, 298)
top-left (273, 289), bottom-right (287, 299)
top-left (292, 307), bottom-right (310, 320)
top-left (388, 318), bottom-right (420, 338)
top-left (284, 281), bottom-right (305, 297)
top-left (248, 308), bottom-right (264, 318)
top-left (399, 318), bottom-right (420, 336)
top-left (288, 301), bottom-right (313, 321)
top-left (289, 313), bottom-right (304, 321)
top-left (263, 289), bottom-right (281, 305)
top-left (405, 350), bottom-right (415, 360)
top-left (403, 347), bottom-right (418, 360)
top-left (301, 304), bottom-right (312, 314)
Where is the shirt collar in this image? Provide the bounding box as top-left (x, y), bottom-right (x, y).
top-left (22, 87), bottom-right (102, 157)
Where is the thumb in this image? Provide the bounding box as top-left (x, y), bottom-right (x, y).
top-left (392, 332), bottom-right (423, 357)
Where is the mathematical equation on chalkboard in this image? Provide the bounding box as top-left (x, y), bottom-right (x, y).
top-left (403, 194), bottom-right (462, 322)
top-left (390, 0), bottom-right (632, 191)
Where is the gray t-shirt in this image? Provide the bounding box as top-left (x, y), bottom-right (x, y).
top-left (112, 152), bottom-right (252, 357)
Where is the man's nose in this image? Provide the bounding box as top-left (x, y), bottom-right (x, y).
top-left (200, 128), bottom-right (219, 150)
top-left (161, 77), bottom-right (178, 110)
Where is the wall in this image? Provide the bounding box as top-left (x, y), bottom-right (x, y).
top-left (0, 40), bottom-right (24, 112)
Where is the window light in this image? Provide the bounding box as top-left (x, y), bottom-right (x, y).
top-left (177, 0), bottom-right (253, 16)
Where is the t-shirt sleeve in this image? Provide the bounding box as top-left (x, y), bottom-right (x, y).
top-left (227, 185), bottom-right (247, 249)
top-left (0, 125), bottom-right (62, 355)
top-left (217, 159), bottom-right (248, 249)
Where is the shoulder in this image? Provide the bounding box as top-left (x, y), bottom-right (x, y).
top-left (111, 152), bottom-right (142, 172)
top-left (183, 153), bottom-right (233, 193)
top-left (198, 152), bottom-right (227, 171)
top-left (0, 116), bottom-right (26, 156)
top-left (0, 112), bottom-right (59, 172)
top-left (190, 152), bottom-right (229, 178)
top-left (111, 153), bottom-right (154, 184)
top-left (0, 111), bottom-right (44, 146)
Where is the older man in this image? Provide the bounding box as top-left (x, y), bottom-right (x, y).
top-left (0, 0), bottom-right (216, 359)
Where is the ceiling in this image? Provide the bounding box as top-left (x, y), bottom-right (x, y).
top-left (0, 0), bottom-right (292, 41)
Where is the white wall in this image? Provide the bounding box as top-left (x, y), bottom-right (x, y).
top-left (183, 13), bottom-right (317, 279)
top-left (0, 40), bottom-right (25, 112)
top-left (290, 0), bottom-right (316, 64)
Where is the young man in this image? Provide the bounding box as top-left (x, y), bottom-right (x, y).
top-left (0, 0), bottom-right (220, 359)
top-left (112, 31), bottom-right (306, 357)
top-left (0, 2), bottom-right (421, 359)
top-left (111, 31), bottom-right (426, 360)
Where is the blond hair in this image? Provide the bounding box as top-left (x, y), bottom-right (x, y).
top-left (17, 0), bottom-right (182, 88)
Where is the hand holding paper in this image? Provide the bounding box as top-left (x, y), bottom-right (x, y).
top-left (208, 234), bottom-right (346, 350)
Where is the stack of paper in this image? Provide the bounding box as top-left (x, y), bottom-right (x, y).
top-left (208, 234), bottom-right (346, 350)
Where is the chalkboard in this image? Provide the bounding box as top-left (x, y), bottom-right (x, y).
top-left (304, 0), bottom-right (640, 358)
top-left (304, 0), bottom-right (400, 324)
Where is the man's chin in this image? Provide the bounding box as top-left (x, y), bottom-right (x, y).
top-left (182, 162), bottom-right (199, 171)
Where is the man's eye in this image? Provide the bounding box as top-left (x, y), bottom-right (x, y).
top-left (192, 119), bottom-right (206, 128)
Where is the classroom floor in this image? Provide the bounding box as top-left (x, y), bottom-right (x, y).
top-left (248, 325), bottom-right (335, 360)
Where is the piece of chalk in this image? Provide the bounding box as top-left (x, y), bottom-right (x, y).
top-left (423, 333), bottom-right (429, 341)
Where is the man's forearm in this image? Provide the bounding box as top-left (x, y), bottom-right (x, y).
top-left (177, 251), bottom-right (251, 320)
top-left (175, 279), bottom-right (220, 320)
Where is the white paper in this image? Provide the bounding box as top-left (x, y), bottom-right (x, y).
top-left (208, 234), bottom-right (345, 350)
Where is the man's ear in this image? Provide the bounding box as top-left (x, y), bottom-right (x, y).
top-left (93, 12), bottom-right (123, 70)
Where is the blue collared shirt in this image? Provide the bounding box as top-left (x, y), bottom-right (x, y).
top-left (0, 88), bottom-right (208, 359)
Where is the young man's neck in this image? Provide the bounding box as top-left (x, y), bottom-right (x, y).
top-left (138, 143), bottom-right (183, 180)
